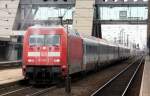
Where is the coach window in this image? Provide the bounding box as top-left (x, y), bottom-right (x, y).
top-left (86, 44), bottom-right (90, 55)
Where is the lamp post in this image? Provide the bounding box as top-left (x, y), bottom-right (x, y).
top-left (65, 19), bottom-right (71, 94)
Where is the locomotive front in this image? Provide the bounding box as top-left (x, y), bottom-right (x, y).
top-left (22, 27), bottom-right (67, 83)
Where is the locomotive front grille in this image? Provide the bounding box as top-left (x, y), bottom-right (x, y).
top-left (26, 66), bottom-right (61, 83)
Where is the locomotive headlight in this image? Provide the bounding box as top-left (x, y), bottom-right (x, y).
top-left (28, 59), bottom-right (32, 62)
top-left (43, 46), bottom-right (46, 50)
top-left (28, 59), bottom-right (34, 63)
top-left (62, 65), bottom-right (66, 69)
top-left (23, 65), bottom-right (26, 69)
top-left (54, 59), bottom-right (60, 62)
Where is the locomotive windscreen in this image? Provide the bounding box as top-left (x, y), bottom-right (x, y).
top-left (29, 34), bottom-right (60, 46)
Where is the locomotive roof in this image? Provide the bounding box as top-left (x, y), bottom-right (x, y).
top-left (83, 36), bottom-right (130, 50)
top-left (83, 37), bottom-right (118, 47)
top-left (28, 25), bottom-right (65, 30)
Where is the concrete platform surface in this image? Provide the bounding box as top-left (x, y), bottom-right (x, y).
top-left (0, 68), bottom-right (23, 85)
top-left (140, 56), bottom-right (150, 96)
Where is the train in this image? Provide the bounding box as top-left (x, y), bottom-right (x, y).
top-left (22, 26), bottom-right (137, 83)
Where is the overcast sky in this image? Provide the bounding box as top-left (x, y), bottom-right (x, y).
top-left (102, 25), bottom-right (147, 49)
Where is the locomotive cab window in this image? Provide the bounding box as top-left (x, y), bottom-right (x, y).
top-left (29, 34), bottom-right (44, 46)
top-left (45, 35), bottom-right (60, 46)
top-left (29, 34), bottom-right (60, 46)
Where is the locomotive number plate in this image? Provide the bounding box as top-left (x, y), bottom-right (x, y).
top-left (40, 52), bottom-right (48, 56)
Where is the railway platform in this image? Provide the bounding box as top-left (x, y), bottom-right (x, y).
top-left (0, 68), bottom-right (23, 85)
top-left (140, 56), bottom-right (150, 96)
top-left (0, 60), bottom-right (21, 64)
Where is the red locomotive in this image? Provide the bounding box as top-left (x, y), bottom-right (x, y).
top-left (22, 26), bottom-right (131, 83)
top-left (22, 26), bottom-right (83, 83)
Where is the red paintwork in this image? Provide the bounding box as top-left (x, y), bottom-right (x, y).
top-left (22, 26), bottom-right (83, 77)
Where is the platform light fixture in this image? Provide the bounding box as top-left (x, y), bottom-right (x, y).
top-left (43, 0), bottom-right (48, 2)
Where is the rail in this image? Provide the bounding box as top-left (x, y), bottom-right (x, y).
top-left (90, 56), bottom-right (144, 96)
top-left (121, 56), bottom-right (144, 96)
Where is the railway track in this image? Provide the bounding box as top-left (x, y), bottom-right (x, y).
top-left (0, 57), bottom-right (143, 96)
top-left (37, 57), bottom-right (142, 96)
top-left (90, 56), bottom-right (144, 96)
top-left (0, 85), bottom-right (56, 96)
top-left (0, 60), bottom-right (22, 70)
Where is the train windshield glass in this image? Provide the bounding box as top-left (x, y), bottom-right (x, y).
top-left (29, 34), bottom-right (60, 46)
top-left (45, 35), bottom-right (60, 46)
top-left (29, 35), bottom-right (44, 46)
